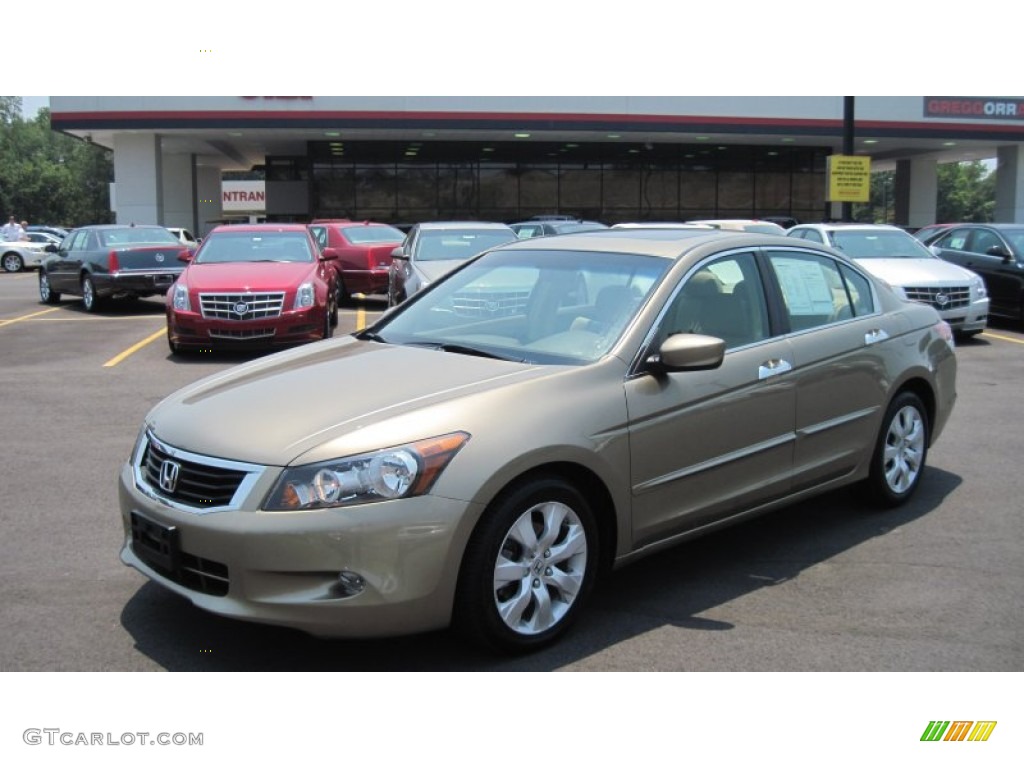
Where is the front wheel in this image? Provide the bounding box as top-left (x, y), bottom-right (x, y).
top-left (865, 391), bottom-right (929, 507)
top-left (39, 272), bottom-right (61, 304)
top-left (454, 475), bottom-right (598, 653)
top-left (2, 252), bottom-right (24, 273)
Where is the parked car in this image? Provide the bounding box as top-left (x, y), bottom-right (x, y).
top-left (119, 228), bottom-right (957, 652)
top-left (26, 225), bottom-right (70, 239)
top-left (611, 222), bottom-right (714, 230)
top-left (760, 215), bottom-right (800, 230)
top-left (166, 227), bottom-right (201, 248)
top-left (912, 223), bottom-right (958, 243)
top-left (787, 223), bottom-right (989, 338)
top-left (387, 221), bottom-right (516, 306)
top-left (927, 223), bottom-right (1024, 324)
top-left (2, 239), bottom-right (51, 273)
top-left (308, 219), bottom-right (405, 302)
top-left (166, 224), bottom-right (338, 354)
top-left (688, 219), bottom-right (788, 235)
top-left (37, 224), bottom-right (191, 310)
top-left (510, 220), bottom-right (608, 238)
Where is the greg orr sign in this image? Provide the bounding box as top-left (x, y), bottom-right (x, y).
top-left (222, 181), bottom-right (266, 212)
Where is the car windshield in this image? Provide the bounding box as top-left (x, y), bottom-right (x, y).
top-left (370, 247), bottom-right (670, 365)
top-left (829, 229), bottom-right (935, 259)
top-left (194, 231), bottom-right (314, 264)
top-left (415, 229), bottom-right (516, 262)
top-left (339, 225), bottom-right (405, 244)
top-left (100, 228), bottom-right (182, 247)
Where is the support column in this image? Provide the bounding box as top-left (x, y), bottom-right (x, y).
top-left (161, 153), bottom-right (195, 230)
top-left (994, 145), bottom-right (1024, 223)
top-left (897, 156), bottom-right (938, 228)
top-left (196, 166), bottom-right (221, 237)
top-left (112, 134), bottom-right (163, 225)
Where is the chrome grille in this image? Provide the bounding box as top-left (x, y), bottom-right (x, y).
top-left (200, 292), bottom-right (285, 320)
top-left (452, 289), bottom-right (531, 317)
top-left (903, 286), bottom-right (971, 310)
top-left (141, 438), bottom-right (248, 508)
top-left (208, 327), bottom-right (276, 340)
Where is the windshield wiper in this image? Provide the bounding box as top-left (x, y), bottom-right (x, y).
top-left (356, 330), bottom-right (389, 343)
top-left (406, 341), bottom-right (525, 362)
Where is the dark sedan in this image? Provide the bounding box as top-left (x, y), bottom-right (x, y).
top-left (928, 223), bottom-right (1024, 323)
top-left (39, 225), bottom-right (192, 312)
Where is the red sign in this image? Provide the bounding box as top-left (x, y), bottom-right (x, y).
top-left (924, 97), bottom-right (1024, 120)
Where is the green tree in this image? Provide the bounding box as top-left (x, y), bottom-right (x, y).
top-left (1, 96), bottom-right (114, 227)
top-left (935, 160), bottom-right (995, 223)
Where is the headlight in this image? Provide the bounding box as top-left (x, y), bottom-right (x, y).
top-left (294, 282), bottom-right (315, 309)
top-left (264, 432), bottom-right (470, 511)
top-left (971, 278), bottom-right (987, 299)
top-left (172, 283), bottom-right (190, 311)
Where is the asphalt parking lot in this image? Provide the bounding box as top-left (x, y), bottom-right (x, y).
top-left (1, 270), bottom-right (1021, 672)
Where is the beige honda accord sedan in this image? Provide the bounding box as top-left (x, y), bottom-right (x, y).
top-left (119, 229), bottom-right (958, 652)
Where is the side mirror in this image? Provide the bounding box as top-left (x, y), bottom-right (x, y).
top-left (986, 244), bottom-right (1012, 261)
top-left (177, 250), bottom-right (194, 263)
top-left (391, 246), bottom-right (407, 260)
top-left (645, 333), bottom-right (725, 374)
top-left (320, 246), bottom-right (339, 261)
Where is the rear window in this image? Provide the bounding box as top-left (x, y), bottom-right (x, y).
top-left (100, 228), bottom-right (182, 247)
top-left (339, 225), bottom-right (405, 244)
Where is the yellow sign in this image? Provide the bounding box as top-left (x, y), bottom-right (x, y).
top-left (827, 155), bottom-right (871, 203)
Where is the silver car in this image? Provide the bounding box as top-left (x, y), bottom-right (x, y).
top-left (787, 223), bottom-right (989, 338)
top-left (119, 229), bottom-right (957, 652)
top-left (387, 221), bottom-right (516, 306)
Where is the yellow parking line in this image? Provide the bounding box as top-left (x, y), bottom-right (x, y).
top-left (356, 304), bottom-right (366, 330)
top-left (0, 307), bottom-right (60, 327)
top-left (980, 331), bottom-right (1024, 345)
top-left (103, 328), bottom-right (166, 367)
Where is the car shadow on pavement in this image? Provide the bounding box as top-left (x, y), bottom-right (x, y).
top-left (120, 468), bottom-right (961, 671)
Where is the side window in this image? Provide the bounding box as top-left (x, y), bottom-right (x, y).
top-left (838, 264), bottom-right (876, 317)
top-left (69, 231), bottom-right (89, 251)
top-left (309, 226), bottom-right (327, 251)
top-left (800, 229), bottom-right (825, 244)
top-left (657, 251), bottom-right (770, 349)
top-left (767, 250), bottom-right (850, 331)
top-left (937, 228), bottom-right (971, 251)
top-left (967, 229), bottom-right (1002, 255)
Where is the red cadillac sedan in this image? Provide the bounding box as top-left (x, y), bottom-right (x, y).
top-left (166, 224), bottom-right (338, 354)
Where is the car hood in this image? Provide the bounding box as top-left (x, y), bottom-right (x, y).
top-left (415, 259), bottom-right (466, 283)
top-left (183, 262), bottom-right (314, 291)
top-left (854, 258), bottom-right (978, 286)
top-left (146, 337), bottom-right (550, 466)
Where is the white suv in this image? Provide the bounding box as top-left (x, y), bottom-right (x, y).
top-left (787, 223), bottom-right (989, 338)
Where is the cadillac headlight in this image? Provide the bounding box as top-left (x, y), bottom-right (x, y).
top-left (294, 282), bottom-right (315, 309)
top-left (265, 432), bottom-right (470, 511)
top-left (172, 283), bottom-right (191, 311)
top-left (971, 277), bottom-right (987, 300)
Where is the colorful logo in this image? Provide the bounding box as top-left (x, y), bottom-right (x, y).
top-left (921, 721), bottom-right (997, 742)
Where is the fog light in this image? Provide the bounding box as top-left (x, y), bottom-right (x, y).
top-left (330, 570), bottom-right (366, 598)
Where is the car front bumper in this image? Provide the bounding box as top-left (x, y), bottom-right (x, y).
top-left (118, 462), bottom-right (474, 638)
top-left (937, 297), bottom-right (988, 334)
top-left (167, 306), bottom-right (327, 348)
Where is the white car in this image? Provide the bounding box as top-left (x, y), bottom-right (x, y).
top-left (1, 240), bottom-right (51, 273)
top-left (688, 219), bottom-right (788, 235)
top-left (611, 222), bottom-right (714, 230)
top-left (787, 223), bottom-right (989, 338)
top-left (166, 227), bottom-right (200, 247)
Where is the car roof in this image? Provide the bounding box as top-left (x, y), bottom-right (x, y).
top-left (208, 223), bottom-right (310, 234)
top-left (416, 221), bottom-right (515, 231)
top-left (798, 223), bottom-right (905, 231)
top-left (494, 227), bottom-right (820, 261)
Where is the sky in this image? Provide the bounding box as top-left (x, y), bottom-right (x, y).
top-left (20, 96), bottom-right (49, 116)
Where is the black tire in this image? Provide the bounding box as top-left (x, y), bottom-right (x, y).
top-left (322, 305), bottom-right (333, 340)
top-left (2, 252), bottom-right (24, 273)
top-left (454, 474), bottom-right (598, 653)
top-left (329, 289), bottom-right (339, 327)
top-left (336, 278), bottom-right (349, 307)
top-left (81, 275), bottom-right (102, 312)
top-left (39, 272), bottom-right (61, 304)
top-left (865, 391), bottom-right (929, 508)
top-left (167, 329), bottom-right (181, 356)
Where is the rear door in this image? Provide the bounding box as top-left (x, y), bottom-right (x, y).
top-left (762, 248), bottom-right (894, 490)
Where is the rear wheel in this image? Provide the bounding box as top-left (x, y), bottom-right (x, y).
top-left (2, 252), bottom-right (24, 273)
top-left (454, 475), bottom-right (598, 653)
top-left (81, 275), bottom-right (102, 312)
top-left (866, 391), bottom-right (929, 507)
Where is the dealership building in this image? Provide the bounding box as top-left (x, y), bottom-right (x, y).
top-left (49, 96), bottom-right (1024, 236)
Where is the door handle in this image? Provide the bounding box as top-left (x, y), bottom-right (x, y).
top-left (758, 359), bottom-right (793, 380)
top-left (865, 328), bottom-right (890, 345)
